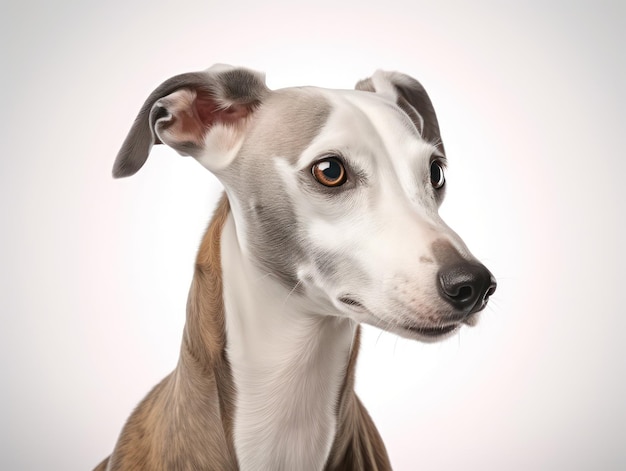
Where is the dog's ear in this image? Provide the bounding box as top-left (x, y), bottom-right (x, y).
top-left (356, 71), bottom-right (445, 155)
top-left (113, 65), bottom-right (269, 178)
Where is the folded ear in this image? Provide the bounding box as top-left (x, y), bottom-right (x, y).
top-left (356, 71), bottom-right (445, 155)
top-left (113, 65), bottom-right (269, 178)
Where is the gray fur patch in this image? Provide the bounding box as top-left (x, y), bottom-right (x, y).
top-left (431, 239), bottom-right (466, 266)
top-left (312, 249), bottom-right (370, 295)
top-left (226, 89), bottom-right (332, 287)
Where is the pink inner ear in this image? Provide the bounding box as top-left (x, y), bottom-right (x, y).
top-left (195, 94), bottom-right (251, 128)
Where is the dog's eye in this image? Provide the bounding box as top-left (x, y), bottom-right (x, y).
top-left (430, 160), bottom-right (445, 189)
top-left (312, 157), bottom-right (347, 187)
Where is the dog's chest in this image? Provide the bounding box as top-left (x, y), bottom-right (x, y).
top-left (227, 337), bottom-right (350, 471)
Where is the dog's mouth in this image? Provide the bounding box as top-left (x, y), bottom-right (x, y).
top-left (339, 296), bottom-right (461, 339)
top-left (338, 296), bottom-right (366, 310)
top-left (401, 322), bottom-right (459, 338)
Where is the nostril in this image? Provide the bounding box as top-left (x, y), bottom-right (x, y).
top-left (484, 276), bottom-right (497, 300)
top-left (451, 285), bottom-right (474, 302)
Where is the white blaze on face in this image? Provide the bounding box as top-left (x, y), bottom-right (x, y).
top-left (276, 88), bottom-right (459, 325)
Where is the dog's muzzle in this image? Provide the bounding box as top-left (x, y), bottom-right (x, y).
top-left (437, 262), bottom-right (497, 319)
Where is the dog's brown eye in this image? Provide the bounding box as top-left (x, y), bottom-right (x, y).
top-left (430, 160), bottom-right (445, 189)
top-left (312, 157), bottom-right (347, 187)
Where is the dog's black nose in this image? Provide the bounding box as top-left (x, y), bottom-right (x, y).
top-left (438, 262), bottom-right (496, 314)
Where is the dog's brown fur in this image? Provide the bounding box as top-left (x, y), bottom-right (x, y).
top-left (95, 195), bottom-right (391, 471)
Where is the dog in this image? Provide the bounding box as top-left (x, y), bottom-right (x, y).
top-left (95, 64), bottom-right (496, 471)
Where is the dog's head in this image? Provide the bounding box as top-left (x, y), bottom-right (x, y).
top-left (115, 65), bottom-right (496, 342)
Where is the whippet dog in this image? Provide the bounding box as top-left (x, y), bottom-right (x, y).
top-left (95, 64), bottom-right (496, 471)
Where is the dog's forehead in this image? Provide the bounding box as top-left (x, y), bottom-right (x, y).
top-left (332, 88), bottom-right (420, 137)
top-left (247, 86), bottom-right (433, 168)
top-left (317, 87), bottom-right (434, 165)
top-left (282, 87), bottom-right (437, 201)
top-left (237, 85), bottom-right (437, 201)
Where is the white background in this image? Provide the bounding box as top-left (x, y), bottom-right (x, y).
top-left (2, 0), bottom-right (624, 469)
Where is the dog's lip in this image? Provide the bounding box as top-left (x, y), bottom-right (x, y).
top-left (338, 296), bottom-right (367, 311)
top-left (402, 322), bottom-right (459, 338)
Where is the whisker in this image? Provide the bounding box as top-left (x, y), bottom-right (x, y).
top-left (253, 271), bottom-right (275, 283)
top-left (282, 280), bottom-right (302, 307)
top-left (376, 329), bottom-right (385, 346)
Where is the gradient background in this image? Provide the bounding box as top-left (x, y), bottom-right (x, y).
top-left (2, 0), bottom-right (624, 469)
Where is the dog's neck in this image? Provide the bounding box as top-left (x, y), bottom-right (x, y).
top-left (219, 210), bottom-right (358, 470)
